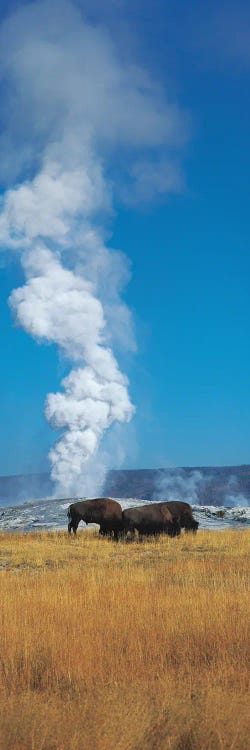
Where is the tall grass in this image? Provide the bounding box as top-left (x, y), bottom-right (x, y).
top-left (0, 529), bottom-right (249, 749)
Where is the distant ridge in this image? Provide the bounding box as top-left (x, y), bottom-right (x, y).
top-left (0, 465), bottom-right (250, 506)
top-left (0, 473), bottom-right (52, 505)
top-left (105, 465), bottom-right (250, 505)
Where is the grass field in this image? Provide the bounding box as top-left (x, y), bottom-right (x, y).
top-left (0, 528), bottom-right (249, 750)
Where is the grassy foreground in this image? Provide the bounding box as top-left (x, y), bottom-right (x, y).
top-left (0, 529), bottom-right (249, 750)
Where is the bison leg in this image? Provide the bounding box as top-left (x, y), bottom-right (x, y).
top-left (99, 525), bottom-right (123, 542)
top-left (113, 528), bottom-right (124, 542)
top-left (99, 526), bottom-right (112, 539)
top-left (71, 519), bottom-right (79, 535)
top-left (124, 521), bottom-right (136, 539)
top-left (126, 528), bottom-right (136, 540)
top-left (68, 510), bottom-right (79, 535)
top-left (68, 521), bottom-right (78, 535)
top-left (184, 524), bottom-right (198, 534)
top-left (171, 520), bottom-right (181, 537)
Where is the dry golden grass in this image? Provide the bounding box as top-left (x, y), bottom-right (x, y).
top-left (0, 528), bottom-right (249, 750)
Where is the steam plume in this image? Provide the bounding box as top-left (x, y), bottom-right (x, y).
top-left (0, 0), bottom-right (189, 495)
top-left (153, 469), bottom-right (204, 505)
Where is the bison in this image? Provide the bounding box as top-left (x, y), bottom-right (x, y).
top-left (161, 501), bottom-right (199, 532)
top-left (122, 503), bottom-right (180, 538)
top-left (67, 498), bottom-right (123, 540)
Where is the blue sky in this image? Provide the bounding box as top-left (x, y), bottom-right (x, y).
top-left (0, 0), bottom-right (250, 477)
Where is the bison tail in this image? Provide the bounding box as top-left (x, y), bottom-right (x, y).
top-left (67, 507), bottom-right (71, 520)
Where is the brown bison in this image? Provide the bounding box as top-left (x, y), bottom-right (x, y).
top-left (161, 501), bottom-right (199, 532)
top-left (122, 503), bottom-right (180, 537)
top-left (67, 498), bottom-right (123, 539)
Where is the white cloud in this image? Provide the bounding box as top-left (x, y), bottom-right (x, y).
top-left (0, 0), bottom-right (189, 191)
top-left (0, 160), bottom-right (109, 247)
top-left (124, 158), bottom-right (184, 204)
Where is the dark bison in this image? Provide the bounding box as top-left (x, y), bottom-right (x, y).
top-left (161, 501), bottom-right (199, 532)
top-left (67, 498), bottom-right (123, 539)
top-left (122, 503), bottom-right (180, 537)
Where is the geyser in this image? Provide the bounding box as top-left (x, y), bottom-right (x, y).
top-left (0, 0), bottom-right (189, 495)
